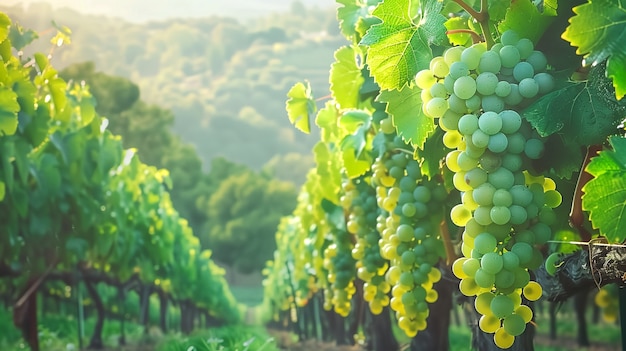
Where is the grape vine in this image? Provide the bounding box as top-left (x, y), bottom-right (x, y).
top-left (265, 0), bottom-right (626, 349)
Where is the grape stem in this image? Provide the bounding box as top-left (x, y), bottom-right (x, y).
top-left (569, 144), bottom-right (602, 241)
top-left (439, 218), bottom-right (457, 265)
top-left (452, 0), bottom-right (494, 49)
top-left (446, 29), bottom-right (482, 44)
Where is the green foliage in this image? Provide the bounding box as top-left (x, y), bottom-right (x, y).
top-left (361, 0), bottom-right (447, 90)
top-left (330, 46), bottom-right (365, 109)
top-left (285, 81), bottom-right (315, 134)
top-left (562, 0), bottom-right (626, 99)
top-left (582, 136), bottom-right (626, 242)
top-left (378, 86), bottom-right (435, 149)
top-left (523, 64), bottom-right (626, 146)
top-left (156, 326), bottom-right (278, 351)
top-left (498, 0), bottom-right (556, 43)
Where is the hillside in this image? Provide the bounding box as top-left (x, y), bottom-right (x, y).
top-left (2, 2), bottom-right (343, 183)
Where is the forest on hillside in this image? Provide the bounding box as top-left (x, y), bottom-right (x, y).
top-left (1, 1), bottom-right (344, 184)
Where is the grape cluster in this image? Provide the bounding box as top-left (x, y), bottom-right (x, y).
top-left (371, 126), bottom-right (448, 337)
top-left (344, 178), bottom-right (391, 314)
top-left (415, 30), bottom-right (561, 348)
top-left (323, 183), bottom-right (357, 317)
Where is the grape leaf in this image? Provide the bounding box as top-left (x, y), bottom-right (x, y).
top-left (330, 46), bottom-right (365, 110)
top-left (286, 81), bottom-right (316, 134)
top-left (342, 148), bottom-right (370, 178)
top-left (361, 0), bottom-right (446, 90)
top-left (0, 86), bottom-right (19, 136)
top-left (378, 85), bottom-right (436, 149)
top-left (313, 142), bottom-right (341, 204)
top-left (582, 136), bottom-right (626, 242)
top-left (522, 64), bottom-right (626, 146)
top-left (337, 0), bottom-right (382, 41)
top-left (415, 127), bottom-right (446, 179)
top-left (315, 102), bottom-right (340, 142)
top-left (489, 0), bottom-right (511, 23)
top-left (0, 13), bottom-right (10, 43)
top-left (9, 23), bottom-right (38, 51)
top-left (444, 17), bottom-right (472, 47)
top-left (562, 0), bottom-right (626, 99)
top-left (498, 0), bottom-right (557, 43)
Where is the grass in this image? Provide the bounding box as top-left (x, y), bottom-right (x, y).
top-left (156, 326), bottom-right (279, 351)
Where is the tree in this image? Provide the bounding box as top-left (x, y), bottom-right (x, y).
top-left (202, 170), bottom-right (297, 274)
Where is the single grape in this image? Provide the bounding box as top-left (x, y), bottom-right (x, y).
top-left (503, 84), bottom-right (523, 106)
top-left (478, 111), bottom-right (502, 135)
top-left (454, 76), bottom-right (477, 99)
top-left (518, 78), bottom-right (539, 98)
top-left (513, 62), bottom-right (534, 82)
top-left (449, 61), bottom-right (470, 79)
top-left (476, 72), bottom-right (499, 95)
top-left (499, 45), bottom-right (521, 68)
top-left (526, 51), bottom-right (548, 72)
top-left (487, 132), bottom-right (508, 153)
top-left (495, 81), bottom-right (512, 97)
top-left (481, 95), bottom-right (505, 113)
top-left (415, 69), bottom-right (436, 89)
top-left (478, 51), bottom-right (502, 74)
top-left (461, 47), bottom-right (481, 70)
top-left (501, 30), bottom-right (520, 46)
top-left (534, 72), bottom-right (555, 94)
top-left (515, 38), bottom-right (534, 59)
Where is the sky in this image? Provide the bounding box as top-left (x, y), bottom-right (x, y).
top-left (4, 0), bottom-right (325, 22)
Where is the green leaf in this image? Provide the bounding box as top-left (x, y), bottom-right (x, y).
top-left (8, 23), bottom-right (38, 51)
top-left (488, 0), bottom-right (511, 23)
top-left (415, 128), bottom-right (446, 179)
top-left (340, 109), bottom-right (371, 133)
top-left (0, 86), bottom-right (19, 136)
top-left (330, 46), bottom-right (365, 109)
top-left (444, 17), bottom-right (472, 47)
top-left (582, 136), bottom-right (626, 242)
top-left (286, 81), bottom-right (316, 134)
top-left (313, 142), bottom-right (341, 204)
top-left (498, 0), bottom-right (557, 43)
top-left (315, 102), bottom-right (340, 142)
top-left (530, 134), bottom-right (583, 179)
top-left (342, 147), bottom-right (370, 178)
top-left (337, 0), bottom-right (382, 41)
top-left (0, 13), bottom-right (10, 43)
top-left (562, 0), bottom-right (626, 99)
top-left (523, 65), bottom-right (626, 146)
top-left (361, 0), bottom-right (447, 90)
top-left (378, 85), bottom-right (436, 149)
top-left (321, 198), bottom-right (346, 231)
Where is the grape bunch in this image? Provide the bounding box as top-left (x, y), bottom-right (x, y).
top-left (415, 30), bottom-right (561, 348)
top-left (323, 180), bottom-right (357, 317)
top-left (343, 177), bottom-right (391, 314)
top-left (371, 126), bottom-right (448, 337)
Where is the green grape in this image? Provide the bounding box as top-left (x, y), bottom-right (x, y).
top-left (490, 294), bottom-right (515, 319)
top-left (478, 51), bottom-right (502, 73)
top-left (513, 62), bottom-right (534, 82)
top-left (473, 183), bottom-right (496, 206)
top-left (500, 30), bottom-right (520, 46)
top-left (472, 129), bottom-right (490, 148)
top-left (476, 72), bottom-right (499, 95)
top-left (499, 110), bottom-right (521, 134)
top-left (488, 167), bottom-right (515, 190)
top-left (475, 292), bottom-right (496, 315)
top-left (465, 95), bottom-right (482, 112)
top-left (416, 69), bottom-right (436, 89)
top-left (461, 47), bottom-right (481, 70)
top-left (430, 83), bottom-right (448, 98)
top-left (481, 94), bottom-right (505, 112)
top-left (425, 97), bottom-right (449, 118)
top-left (495, 80), bottom-right (512, 97)
top-left (499, 45), bottom-right (521, 68)
top-left (487, 133), bottom-right (508, 153)
top-left (490, 206), bottom-right (511, 225)
top-left (515, 38), bottom-right (534, 59)
top-left (449, 61), bottom-right (470, 79)
top-left (474, 269), bottom-right (496, 288)
top-left (430, 56), bottom-right (450, 78)
top-left (534, 72), bottom-right (555, 94)
top-left (481, 252), bottom-right (504, 274)
top-left (526, 51), bottom-right (548, 72)
top-left (503, 84), bottom-right (523, 106)
top-left (524, 138), bottom-right (544, 159)
top-left (518, 78), bottom-right (539, 98)
top-left (458, 114), bottom-right (479, 135)
top-left (478, 111), bottom-right (502, 135)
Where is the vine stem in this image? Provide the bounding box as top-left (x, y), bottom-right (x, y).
top-left (439, 218), bottom-right (457, 266)
top-left (453, 0), bottom-right (494, 49)
top-left (446, 29), bottom-right (483, 44)
top-left (569, 144), bottom-right (602, 242)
